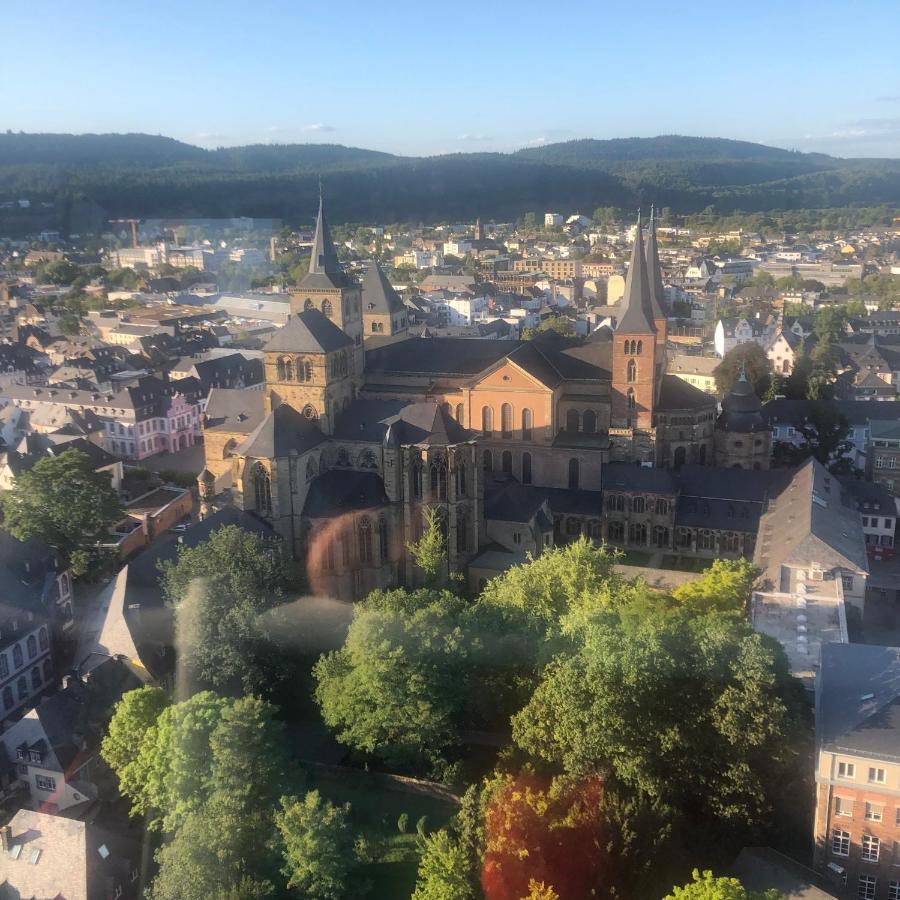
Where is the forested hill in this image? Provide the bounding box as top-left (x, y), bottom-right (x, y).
top-left (1, 132), bottom-right (899, 229)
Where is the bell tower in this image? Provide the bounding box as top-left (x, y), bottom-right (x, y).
top-left (611, 213), bottom-right (658, 430)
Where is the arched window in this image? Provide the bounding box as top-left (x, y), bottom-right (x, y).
top-left (358, 517), bottom-right (373, 564)
top-left (582, 410), bottom-right (596, 434)
top-left (26, 635), bottom-right (36, 660)
top-left (623, 340), bottom-right (631, 354)
top-left (457, 512), bottom-right (468, 553)
top-left (31, 667), bottom-right (41, 691)
top-left (38, 627), bottom-right (48, 651)
top-left (17, 676), bottom-right (27, 700)
top-left (608, 521), bottom-right (625, 542)
top-left (636, 340), bottom-right (643, 355)
top-left (12, 645), bottom-right (22, 670)
top-left (340, 352), bottom-right (348, 377)
top-left (698, 530), bottom-right (715, 551)
top-left (566, 409), bottom-right (580, 433)
top-left (306, 458), bottom-right (316, 481)
top-left (627, 388), bottom-right (636, 410)
top-left (455, 403), bottom-right (465, 424)
top-left (378, 515), bottom-right (389, 562)
top-left (336, 447), bottom-right (350, 467)
top-left (501, 450), bottom-right (512, 474)
top-left (722, 532), bottom-right (740, 554)
top-left (323, 539), bottom-right (335, 571)
top-left (304, 360), bottom-right (313, 382)
top-left (412, 461), bottom-right (422, 498)
top-left (607, 494), bottom-right (625, 512)
top-left (2, 687), bottom-right (11, 710)
top-left (483, 449), bottom-right (493, 472)
top-left (655, 498), bottom-right (669, 515)
top-left (568, 458), bottom-right (579, 490)
top-left (430, 458), bottom-right (447, 500)
top-left (253, 464), bottom-right (272, 515)
top-left (501, 403), bottom-right (513, 439)
top-left (358, 450), bottom-right (377, 469)
top-left (522, 452), bottom-right (532, 485)
top-left (482, 406), bottom-right (493, 436)
top-left (304, 298), bottom-right (314, 311)
top-left (340, 529), bottom-right (351, 565)
top-left (276, 357), bottom-right (287, 381)
top-left (521, 408), bottom-right (533, 441)
top-left (301, 404), bottom-right (317, 420)
top-left (322, 299), bottom-right (333, 317)
top-left (629, 522), bottom-right (647, 545)
top-left (457, 464), bottom-right (467, 497)
top-left (627, 359), bottom-right (637, 382)
top-left (632, 497), bottom-right (645, 514)
top-left (654, 526), bottom-right (669, 548)
top-left (673, 446), bottom-right (687, 467)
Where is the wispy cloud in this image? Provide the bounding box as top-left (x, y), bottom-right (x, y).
top-left (457, 133), bottom-right (493, 142)
top-left (303, 123), bottom-right (336, 133)
top-left (523, 137), bottom-right (549, 147)
top-left (193, 131), bottom-right (228, 142)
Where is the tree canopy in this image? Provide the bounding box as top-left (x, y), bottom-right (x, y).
top-left (664, 869), bottom-right (780, 900)
top-left (3, 448), bottom-right (123, 574)
top-left (713, 342), bottom-right (770, 397)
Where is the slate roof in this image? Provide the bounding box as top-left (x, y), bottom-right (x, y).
top-left (601, 462), bottom-right (677, 494)
top-left (299, 194), bottom-right (352, 290)
top-left (333, 399), bottom-right (472, 446)
top-left (263, 309), bottom-right (353, 354)
top-left (303, 469), bottom-right (389, 518)
top-left (202, 388), bottom-right (265, 433)
top-left (816, 642), bottom-right (900, 763)
top-left (644, 213), bottom-right (668, 322)
top-left (657, 374), bottom-right (717, 412)
top-left (616, 214), bottom-right (657, 335)
top-left (730, 847), bottom-right (837, 900)
top-left (235, 403), bottom-right (326, 459)
top-left (361, 261), bottom-right (405, 316)
top-left (762, 398), bottom-right (900, 428)
top-left (718, 372), bottom-right (768, 433)
top-left (364, 336), bottom-right (514, 377)
top-left (483, 477), bottom-right (603, 522)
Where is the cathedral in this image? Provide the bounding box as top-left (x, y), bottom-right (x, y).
top-left (198, 197), bottom-right (762, 598)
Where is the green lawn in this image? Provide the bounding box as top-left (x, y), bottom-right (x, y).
top-left (304, 767), bottom-right (458, 898)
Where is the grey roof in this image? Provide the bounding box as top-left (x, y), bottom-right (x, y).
top-left (303, 469), bottom-right (389, 518)
top-left (601, 462), bottom-right (677, 494)
top-left (616, 214), bottom-right (656, 335)
top-left (816, 642), bottom-right (900, 763)
top-left (203, 388), bottom-right (265, 433)
top-left (235, 403), bottom-right (326, 459)
top-left (762, 398), bottom-right (900, 428)
top-left (668, 354), bottom-right (719, 376)
top-left (299, 193), bottom-right (351, 290)
top-left (263, 309), bottom-right (353, 354)
top-left (365, 336), bottom-right (514, 377)
top-left (361, 261), bottom-right (405, 316)
top-left (643, 213), bottom-right (668, 323)
top-left (718, 371), bottom-right (768, 433)
top-left (657, 374), bottom-right (717, 412)
top-left (334, 398), bottom-right (472, 446)
top-left (839, 477), bottom-right (896, 517)
top-left (730, 847), bottom-right (837, 900)
top-left (484, 478), bottom-right (603, 522)
top-left (753, 458), bottom-right (869, 588)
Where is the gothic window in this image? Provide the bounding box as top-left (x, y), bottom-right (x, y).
top-left (566, 409), bottom-right (580, 433)
top-left (304, 361), bottom-right (313, 381)
top-left (583, 410), bottom-right (596, 434)
top-left (636, 340), bottom-right (643, 355)
top-left (501, 403), bottom-right (513, 439)
top-left (457, 512), bottom-right (468, 553)
top-left (341, 529), bottom-right (351, 565)
top-left (323, 539), bottom-right (335, 571)
top-left (673, 446), bottom-right (687, 467)
top-left (358, 449), bottom-right (377, 469)
top-left (11, 644), bottom-right (21, 672)
top-left (378, 515), bottom-right (389, 562)
top-left (26, 635), bottom-right (36, 659)
top-left (430, 458), bottom-right (448, 500)
top-left (522, 452), bottom-right (532, 485)
top-left (483, 449), bottom-right (493, 472)
top-left (655, 498), bottom-right (669, 515)
top-left (38, 627), bottom-right (48, 651)
top-left (482, 406), bottom-right (493, 436)
top-left (322, 299), bottom-right (333, 317)
top-left (336, 447), bottom-right (350, 467)
top-left (521, 408), bottom-right (533, 440)
top-left (698, 530), bottom-right (715, 551)
top-left (30, 667), bottom-right (41, 691)
top-left (566, 517), bottom-right (581, 536)
top-left (304, 298), bottom-right (314, 311)
top-left (627, 359), bottom-right (637, 382)
top-left (358, 517), bottom-right (373, 564)
top-left (340, 353), bottom-right (348, 377)
top-left (632, 497), bottom-right (645, 514)
top-left (2, 687), bottom-right (11, 710)
top-left (301, 404), bottom-right (317, 420)
top-left (501, 450), bottom-right (512, 474)
top-left (253, 464), bottom-right (272, 515)
top-left (412, 461), bottom-right (422, 498)
top-left (16, 676), bottom-right (26, 701)
top-left (457, 464), bottom-right (467, 496)
top-left (654, 526), bottom-right (669, 548)
top-left (722, 532), bottom-right (740, 554)
top-left (608, 521), bottom-right (625, 542)
top-left (607, 494), bottom-right (625, 512)
top-left (455, 403), bottom-right (465, 424)
top-left (568, 458), bottom-right (579, 490)
top-left (623, 340), bottom-right (631, 354)
top-left (306, 458), bottom-right (316, 481)
top-left (677, 528), bottom-right (692, 548)
top-left (629, 522), bottom-right (647, 544)
top-left (276, 357), bottom-right (292, 381)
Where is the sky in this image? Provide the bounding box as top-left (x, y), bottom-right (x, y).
top-left (2, 0), bottom-right (899, 158)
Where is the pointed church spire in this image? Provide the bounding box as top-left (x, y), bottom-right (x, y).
top-left (644, 207), bottom-right (668, 323)
top-left (301, 187), bottom-right (348, 288)
top-left (617, 212), bottom-right (656, 334)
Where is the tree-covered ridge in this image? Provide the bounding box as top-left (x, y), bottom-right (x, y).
top-left (2, 131), bottom-right (900, 225)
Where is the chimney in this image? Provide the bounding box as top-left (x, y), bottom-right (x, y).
top-left (0, 826), bottom-right (10, 852)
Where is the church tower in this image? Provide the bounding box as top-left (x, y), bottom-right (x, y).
top-left (611, 213), bottom-right (657, 431)
top-left (645, 209), bottom-right (668, 348)
top-left (291, 190), bottom-right (364, 378)
top-left (714, 368), bottom-right (772, 469)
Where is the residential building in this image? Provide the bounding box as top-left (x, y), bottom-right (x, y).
top-left (544, 213), bottom-right (563, 227)
top-left (813, 643), bottom-right (900, 899)
top-left (714, 316), bottom-right (774, 358)
top-left (668, 354), bottom-right (719, 394)
top-left (868, 419), bottom-right (900, 495)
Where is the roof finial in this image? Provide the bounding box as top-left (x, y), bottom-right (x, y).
top-left (649, 204), bottom-right (655, 224)
top-left (738, 359), bottom-right (748, 382)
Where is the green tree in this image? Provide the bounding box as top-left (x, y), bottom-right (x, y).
top-left (275, 791), bottom-right (355, 899)
top-left (100, 686), bottom-right (169, 779)
top-left (406, 507), bottom-right (447, 587)
top-left (773, 403), bottom-right (858, 476)
top-left (713, 343), bottom-right (770, 397)
top-left (56, 312), bottom-right (81, 335)
top-left (664, 869), bottom-right (780, 900)
top-left (521, 317), bottom-right (575, 341)
top-left (3, 448), bottom-right (123, 575)
top-left (814, 305), bottom-right (848, 343)
top-left (413, 830), bottom-right (479, 900)
top-left (671, 559), bottom-right (758, 616)
top-left (512, 610), bottom-right (803, 831)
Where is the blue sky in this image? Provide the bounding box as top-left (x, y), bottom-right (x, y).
top-left (2, 0), bottom-right (899, 158)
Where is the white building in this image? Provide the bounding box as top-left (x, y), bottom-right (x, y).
top-left (544, 213), bottom-right (563, 227)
